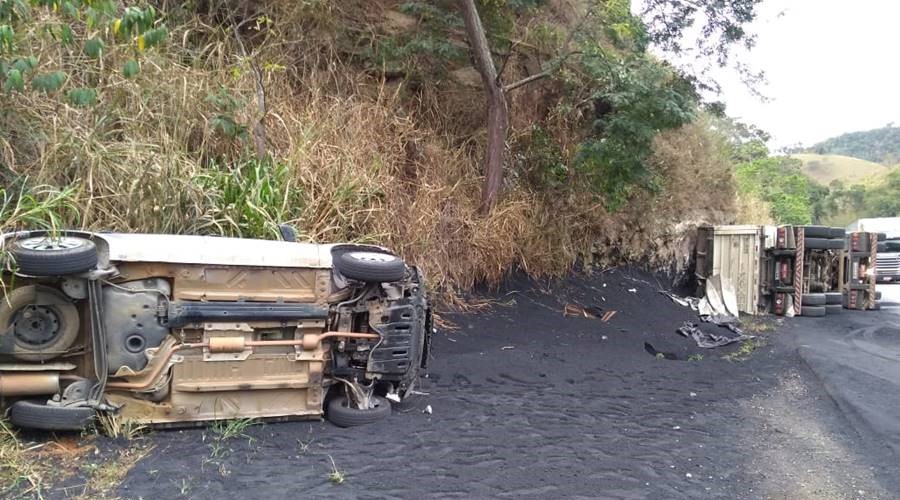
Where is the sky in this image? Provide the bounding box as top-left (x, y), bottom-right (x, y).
top-left (645, 0), bottom-right (900, 149)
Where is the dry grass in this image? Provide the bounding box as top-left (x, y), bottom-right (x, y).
top-left (0, 2), bottom-right (738, 302)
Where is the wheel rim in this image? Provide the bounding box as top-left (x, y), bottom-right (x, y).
top-left (347, 251), bottom-right (397, 263)
top-left (18, 236), bottom-right (85, 251)
top-left (12, 305), bottom-right (61, 347)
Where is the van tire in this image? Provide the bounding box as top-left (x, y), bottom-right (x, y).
top-left (9, 400), bottom-right (95, 431)
top-left (9, 236), bottom-right (97, 276)
top-left (336, 251), bottom-right (406, 283)
top-left (326, 395), bottom-right (391, 427)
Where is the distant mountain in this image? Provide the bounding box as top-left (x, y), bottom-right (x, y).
top-left (796, 126), bottom-right (900, 165)
top-left (792, 154), bottom-right (890, 186)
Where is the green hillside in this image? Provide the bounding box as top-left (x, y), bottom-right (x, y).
top-left (792, 153), bottom-right (890, 186)
top-left (800, 126), bottom-right (900, 164)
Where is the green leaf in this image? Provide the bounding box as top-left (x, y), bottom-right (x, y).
top-left (31, 71), bottom-right (66, 92)
top-left (59, 24), bottom-right (74, 45)
top-left (0, 24), bottom-right (13, 52)
top-left (11, 56), bottom-right (36, 74)
top-left (140, 25), bottom-right (167, 48)
top-left (3, 68), bottom-right (23, 92)
top-left (66, 87), bottom-right (97, 107)
top-left (83, 37), bottom-right (104, 59)
top-left (122, 59), bottom-right (139, 78)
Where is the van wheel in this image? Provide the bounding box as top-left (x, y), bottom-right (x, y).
top-left (326, 395), bottom-right (391, 427)
top-left (9, 400), bottom-right (95, 431)
top-left (10, 235), bottom-right (97, 276)
top-left (336, 251), bottom-right (406, 283)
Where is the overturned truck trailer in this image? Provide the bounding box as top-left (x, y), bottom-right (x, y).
top-left (698, 225), bottom-right (882, 318)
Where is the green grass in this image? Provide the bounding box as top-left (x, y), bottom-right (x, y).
top-left (793, 153), bottom-right (890, 186)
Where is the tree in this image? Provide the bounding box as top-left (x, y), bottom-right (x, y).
top-left (457, 0), bottom-right (763, 214)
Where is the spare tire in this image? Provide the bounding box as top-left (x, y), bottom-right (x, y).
top-left (825, 292), bottom-right (842, 305)
top-left (336, 251), bottom-right (406, 283)
top-left (9, 235), bottom-right (97, 276)
top-left (9, 400), bottom-right (95, 431)
top-left (0, 285), bottom-right (80, 361)
top-left (326, 395), bottom-right (391, 428)
top-left (801, 305), bottom-right (826, 317)
top-left (802, 293), bottom-right (826, 306)
top-left (804, 238), bottom-right (845, 250)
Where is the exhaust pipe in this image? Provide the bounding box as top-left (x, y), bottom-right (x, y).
top-left (0, 372), bottom-right (60, 396)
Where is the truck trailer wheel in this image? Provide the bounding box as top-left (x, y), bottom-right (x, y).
top-left (800, 305), bottom-right (826, 317)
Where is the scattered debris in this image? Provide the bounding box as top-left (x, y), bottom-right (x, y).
top-left (644, 342), bottom-right (678, 360)
top-left (563, 303), bottom-right (602, 318)
top-left (601, 310), bottom-right (617, 323)
top-left (627, 288), bottom-right (637, 293)
top-left (423, 405), bottom-right (433, 415)
top-left (677, 322), bottom-right (755, 349)
top-left (501, 346), bottom-right (515, 350)
top-left (690, 392), bottom-right (697, 397)
top-left (601, 335), bottom-right (608, 340)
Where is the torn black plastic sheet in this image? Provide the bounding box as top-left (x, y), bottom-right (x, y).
top-left (677, 321), bottom-right (755, 348)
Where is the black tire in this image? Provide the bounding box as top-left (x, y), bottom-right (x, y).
top-left (774, 286), bottom-right (795, 293)
top-left (830, 227), bottom-right (847, 239)
top-left (877, 242), bottom-right (887, 253)
top-left (801, 305), bottom-right (826, 317)
top-left (9, 400), bottom-right (95, 431)
top-left (800, 226), bottom-right (832, 238)
top-left (804, 237), bottom-right (844, 250)
top-left (825, 304), bottom-right (843, 314)
top-left (336, 251), bottom-right (406, 283)
top-left (326, 395), bottom-right (391, 427)
top-left (0, 285), bottom-right (80, 361)
top-left (10, 235), bottom-right (97, 276)
top-left (878, 233), bottom-right (887, 242)
top-left (825, 292), bottom-right (842, 305)
top-left (801, 293), bottom-right (826, 306)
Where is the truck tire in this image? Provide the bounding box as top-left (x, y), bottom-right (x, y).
top-left (804, 238), bottom-right (844, 250)
top-left (801, 305), bottom-right (826, 317)
top-left (9, 235), bottom-right (97, 276)
top-left (9, 400), bottom-right (95, 431)
top-left (800, 226), bottom-right (832, 238)
top-left (825, 304), bottom-right (843, 314)
top-left (825, 292), bottom-right (842, 305)
top-left (830, 227), bottom-right (847, 239)
top-left (801, 293), bottom-right (826, 306)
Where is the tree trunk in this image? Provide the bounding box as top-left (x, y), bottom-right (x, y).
top-left (458, 0), bottom-right (509, 215)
